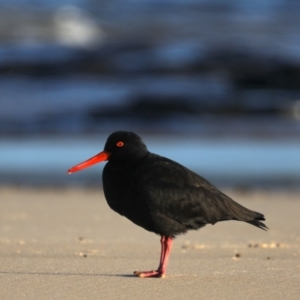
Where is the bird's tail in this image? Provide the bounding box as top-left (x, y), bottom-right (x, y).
top-left (223, 197), bottom-right (269, 231)
top-left (245, 214), bottom-right (268, 231)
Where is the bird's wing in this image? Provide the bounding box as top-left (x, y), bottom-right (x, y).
top-left (134, 154), bottom-right (264, 229)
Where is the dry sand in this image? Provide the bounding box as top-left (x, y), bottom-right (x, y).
top-left (0, 187), bottom-right (299, 300)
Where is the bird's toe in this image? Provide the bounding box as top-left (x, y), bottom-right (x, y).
top-left (133, 270), bottom-right (165, 278)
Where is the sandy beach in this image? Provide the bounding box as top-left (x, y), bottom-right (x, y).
top-left (0, 187), bottom-right (299, 300)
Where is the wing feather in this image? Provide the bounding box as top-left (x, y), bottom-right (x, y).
top-left (134, 154), bottom-right (267, 231)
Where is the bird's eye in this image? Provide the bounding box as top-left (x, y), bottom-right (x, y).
top-left (116, 141), bottom-right (124, 147)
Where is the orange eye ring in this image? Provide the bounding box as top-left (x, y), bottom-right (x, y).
top-left (116, 141), bottom-right (124, 147)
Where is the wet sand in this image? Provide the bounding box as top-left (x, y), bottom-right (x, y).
top-left (0, 188), bottom-right (299, 300)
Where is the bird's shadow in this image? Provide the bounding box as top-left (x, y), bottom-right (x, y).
top-left (0, 270), bottom-right (136, 278)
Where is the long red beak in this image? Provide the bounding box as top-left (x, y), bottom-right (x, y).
top-left (67, 151), bottom-right (110, 174)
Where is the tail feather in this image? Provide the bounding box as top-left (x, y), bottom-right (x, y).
top-left (246, 219), bottom-right (268, 231)
top-left (221, 196), bottom-right (268, 231)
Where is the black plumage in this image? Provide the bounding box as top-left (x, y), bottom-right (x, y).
top-left (68, 131), bottom-right (268, 278)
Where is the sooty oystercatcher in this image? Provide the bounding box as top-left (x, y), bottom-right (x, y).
top-left (68, 131), bottom-right (268, 278)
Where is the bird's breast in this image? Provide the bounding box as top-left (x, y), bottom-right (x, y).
top-left (102, 162), bottom-right (136, 215)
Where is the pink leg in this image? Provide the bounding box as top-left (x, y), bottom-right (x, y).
top-left (133, 235), bottom-right (173, 278)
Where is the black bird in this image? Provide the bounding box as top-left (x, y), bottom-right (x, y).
top-left (68, 131), bottom-right (268, 278)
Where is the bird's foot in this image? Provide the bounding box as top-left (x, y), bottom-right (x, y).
top-left (133, 270), bottom-right (165, 278)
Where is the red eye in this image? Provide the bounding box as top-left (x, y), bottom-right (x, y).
top-left (116, 141), bottom-right (124, 147)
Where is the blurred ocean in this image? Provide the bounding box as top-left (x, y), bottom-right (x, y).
top-left (0, 0), bottom-right (300, 187)
top-left (1, 136), bottom-right (300, 188)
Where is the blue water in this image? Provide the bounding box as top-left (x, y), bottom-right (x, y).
top-left (1, 136), bottom-right (299, 188)
top-left (1, 0), bottom-right (300, 139)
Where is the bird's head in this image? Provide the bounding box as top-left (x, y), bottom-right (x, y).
top-left (67, 131), bottom-right (148, 174)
